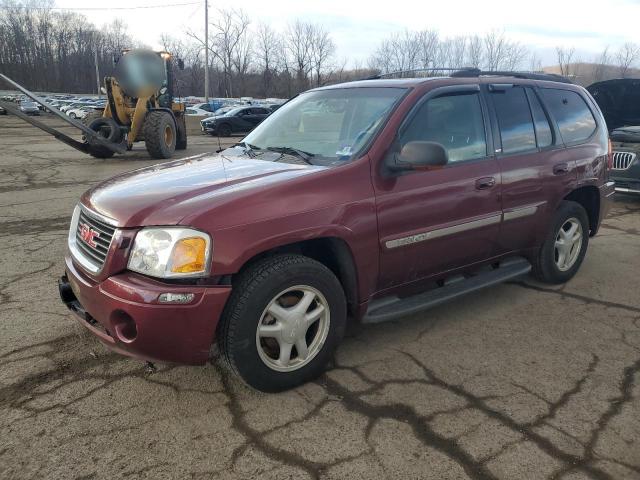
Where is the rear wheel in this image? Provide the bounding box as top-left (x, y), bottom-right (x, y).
top-left (218, 254), bottom-right (347, 392)
top-left (532, 201), bottom-right (590, 284)
top-left (217, 123), bottom-right (232, 137)
top-left (144, 111), bottom-right (176, 159)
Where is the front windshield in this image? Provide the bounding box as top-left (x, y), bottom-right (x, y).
top-left (243, 87), bottom-right (406, 161)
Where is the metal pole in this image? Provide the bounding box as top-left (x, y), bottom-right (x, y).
top-left (204, 0), bottom-right (209, 103)
top-left (94, 48), bottom-right (101, 98)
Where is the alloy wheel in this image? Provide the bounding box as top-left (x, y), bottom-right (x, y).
top-left (256, 285), bottom-right (330, 372)
top-left (554, 217), bottom-right (583, 271)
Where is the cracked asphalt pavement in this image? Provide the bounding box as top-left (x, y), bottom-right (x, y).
top-left (1, 114), bottom-right (639, 480)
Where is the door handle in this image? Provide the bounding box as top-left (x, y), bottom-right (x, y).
top-left (475, 177), bottom-right (496, 190)
top-left (553, 163), bottom-right (569, 175)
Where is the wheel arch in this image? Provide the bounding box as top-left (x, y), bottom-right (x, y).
top-left (563, 186), bottom-right (600, 236)
top-left (233, 237), bottom-right (360, 317)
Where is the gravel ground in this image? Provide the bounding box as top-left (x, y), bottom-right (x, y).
top-left (1, 113), bottom-right (639, 480)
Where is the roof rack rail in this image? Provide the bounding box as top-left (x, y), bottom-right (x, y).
top-left (450, 68), bottom-right (573, 84)
top-left (363, 67), bottom-right (477, 80)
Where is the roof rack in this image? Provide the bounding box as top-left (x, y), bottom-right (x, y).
top-left (363, 68), bottom-right (572, 84)
top-left (450, 68), bottom-right (573, 84)
top-left (363, 67), bottom-right (477, 80)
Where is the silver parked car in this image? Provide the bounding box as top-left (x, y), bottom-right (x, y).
top-left (19, 100), bottom-right (40, 115)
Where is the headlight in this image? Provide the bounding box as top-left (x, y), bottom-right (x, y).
top-left (127, 227), bottom-right (212, 278)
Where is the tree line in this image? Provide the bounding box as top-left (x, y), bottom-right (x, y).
top-left (1, 0), bottom-right (639, 99)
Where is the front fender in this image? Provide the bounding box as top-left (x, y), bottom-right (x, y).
top-left (208, 202), bottom-right (379, 303)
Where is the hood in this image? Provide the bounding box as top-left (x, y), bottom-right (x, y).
top-left (610, 125), bottom-right (640, 143)
top-left (82, 151), bottom-right (326, 228)
top-left (587, 79), bottom-right (640, 131)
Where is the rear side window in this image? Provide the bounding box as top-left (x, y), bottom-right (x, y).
top-left (490, 86), bottom-right (536, 154)
top-left (526, 88), bottom-right (553, 148)
top-left (400, 92), bottom-right (487, 163)
top-left (541, 89), bottom-right (596, 144)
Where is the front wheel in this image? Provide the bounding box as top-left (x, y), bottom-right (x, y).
top-left (144, 111), bottom-right (176, 159)
top-left (532, 200), bottom-right (590, 284)
top-left (218, 254), bottom-right (347, 392)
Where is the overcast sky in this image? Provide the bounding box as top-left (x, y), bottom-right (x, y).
top-left (56, 0), bottom-right (640, 66)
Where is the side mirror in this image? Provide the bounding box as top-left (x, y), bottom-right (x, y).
top-left (177, 58), bottom-right (185, 71)
top-left (393, 141), bottom-right (448, 171)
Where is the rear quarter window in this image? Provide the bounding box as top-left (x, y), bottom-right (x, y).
top-left (541, 89), bottom-right (596, 144)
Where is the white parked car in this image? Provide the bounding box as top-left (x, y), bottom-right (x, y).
top-left (185, 107), bottom-right (214, 116)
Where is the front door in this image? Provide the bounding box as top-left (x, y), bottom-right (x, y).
top-left (374, 86), bottom-right (502, 291)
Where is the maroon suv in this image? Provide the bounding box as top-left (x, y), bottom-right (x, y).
top-left (59, 72), bottom-right (614, 391)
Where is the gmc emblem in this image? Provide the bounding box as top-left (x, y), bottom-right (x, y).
top-left (79, 223), bottom-right (100, 248)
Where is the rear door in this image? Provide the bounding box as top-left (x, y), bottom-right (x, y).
top-left (375, 85), bottom-right (503, 290)
top-left (486, 84), bottom-right (555, 252)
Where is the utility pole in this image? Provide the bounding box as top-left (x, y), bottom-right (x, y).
top-left (204, 0), bottom-right (209, 104)
top-left (94, 47), bottom-right (101, 98)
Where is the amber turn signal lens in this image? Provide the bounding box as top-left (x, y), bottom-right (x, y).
top-left (170, 237), bottom-right (207, 273)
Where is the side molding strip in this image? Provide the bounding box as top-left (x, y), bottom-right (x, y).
top-left (503, 205), bottom-right (538, 221)
top-left (385, 214), bottom-right (502, 249)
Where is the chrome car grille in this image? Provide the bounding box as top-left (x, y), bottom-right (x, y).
top-left (612, 151), bottom-right (637, 170)
top-left (69, 207), bottom-right (117, 272)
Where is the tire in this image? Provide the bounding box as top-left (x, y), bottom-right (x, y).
top-left (175, 114), bottom-right (187, 150)
top-left (69, 112), bottom-right (76, 119)
top-left (82, 112), bottom-right (120, 159)
top-left (217, 123), bottom-right (232, 137)
top-left (532, 200), bottom-right (590, 284)
top-left (218, 254), bottom-right (347, 392)
top-left (144, 111), bottom-right (176, 159)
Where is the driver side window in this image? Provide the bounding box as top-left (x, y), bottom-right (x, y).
top-left (400, 92), bottom-right (487, 163)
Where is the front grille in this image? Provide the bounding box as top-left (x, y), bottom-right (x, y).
top-left (612, 151), bottom-right (637, 170)
top-left (74, 209), bottom-right (116, 269)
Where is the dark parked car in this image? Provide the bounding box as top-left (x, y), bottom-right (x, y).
top-left (588, 79), bottom-right (640, 194)
top-left (59, 72), bottom-right (613, 392)
top-left (0, 105), bottom-right (6, 115)
top-left (201, 106), bottom-right (271, 136)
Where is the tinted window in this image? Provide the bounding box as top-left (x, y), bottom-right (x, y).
top-left (541, 89), bottom-right (596, 144)
top-left (527, 88), bottom-right (553, 148)
top-left (253, 108), bottom-right (269, 115)
top-left (491, 86), bottom-right (536, 154)
top-left (200, 104), bottom-right (212, 112)
top-left (401, 92), bottom-right (486, 163)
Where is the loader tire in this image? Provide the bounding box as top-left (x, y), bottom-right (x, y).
top-left (144, 111), bottom-right (176, 159)
top-left (82, 111), bottom-right (119, 159)
top-left (176, 114), bottom-right (187, 150)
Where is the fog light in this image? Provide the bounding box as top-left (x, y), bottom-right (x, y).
top-left (158, 292), bottom-right (195, 304)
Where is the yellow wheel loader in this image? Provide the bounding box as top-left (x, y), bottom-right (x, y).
top-left (0, 49), bottom-right (187, 160)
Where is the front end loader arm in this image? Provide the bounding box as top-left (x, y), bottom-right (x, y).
top-left (0, 73), bottom-right (126, 155)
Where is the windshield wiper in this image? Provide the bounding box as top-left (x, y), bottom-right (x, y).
top-left (266, 146), bottom-right (315, 164)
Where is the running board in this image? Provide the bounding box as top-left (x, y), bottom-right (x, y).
top-left (362, 257), bottom-right (531, 324)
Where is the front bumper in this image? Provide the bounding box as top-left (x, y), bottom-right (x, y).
top-left (612, 177), bottom-right (640, 195)
top-left (59, 254), bottom-right (232, 365)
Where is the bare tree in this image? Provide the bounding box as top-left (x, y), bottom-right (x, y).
top-left (466, 35), bottom-right (483, 68)
top-left (417, 29), bottom-right (439, 68)
top-left (529, 52), bottom-right (542, 72)
top-left (484, 30), bottom-right (507, 71)
top-left (310, 25), bottom-right (335, 86)
top-left (593, 47), bottom-right (610, 82)
top-left (503, 42), bottom-right (528, 71)
top-left (616, 42), bottom-right (639, 78)
top-left (187, 8), bottom-right (251, 97)
top-left (556, 46), bottom-right (575, 77)
top-left (286, 20), bottom-right (316, 89)
top-left (254, 23), bottom-right (281, 96)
